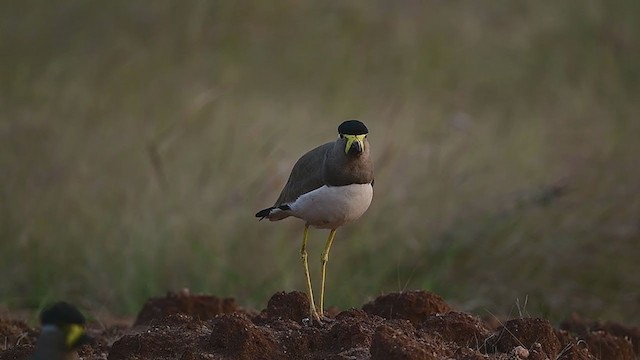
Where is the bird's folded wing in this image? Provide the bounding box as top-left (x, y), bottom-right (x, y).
top-left (274, 142), bottom-right (333, 206)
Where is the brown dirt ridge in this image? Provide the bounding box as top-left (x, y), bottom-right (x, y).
top-left (1, 290), bottom-right (638, 360)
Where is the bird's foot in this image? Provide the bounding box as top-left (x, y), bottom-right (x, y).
top-left (302, 309), bottom-right (334, 326)
top-left (318, 314), bottom-right (335, 324)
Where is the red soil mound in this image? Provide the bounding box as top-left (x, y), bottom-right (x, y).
top-left (0, 290), bottom-right (638, 360)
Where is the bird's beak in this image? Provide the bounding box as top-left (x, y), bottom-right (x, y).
top-left (344, 134), bottom-right (366, 155)
top-left (66, 324), bottom-right (90, 349)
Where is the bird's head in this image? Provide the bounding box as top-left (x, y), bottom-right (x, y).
top-left (338, 120), bottom-right (368, 157)
top-left (39, 302), bottom-right (91, 351)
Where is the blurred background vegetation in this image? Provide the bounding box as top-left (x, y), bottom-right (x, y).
top-left (1, 1), bottom-right (639, 324)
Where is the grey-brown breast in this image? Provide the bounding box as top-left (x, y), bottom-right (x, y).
top-left (274, 137), bottom-right (374, 206)
top-left (324, 137), bottom-right (374, 186)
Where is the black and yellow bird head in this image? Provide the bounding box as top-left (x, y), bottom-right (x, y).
top-left (338, 120), bottom-right (369, 157)
top-left (32, 302), bottom-right (90, 360)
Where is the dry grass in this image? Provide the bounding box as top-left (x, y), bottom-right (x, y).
top-left (1, 1), bottom-right (639, 323)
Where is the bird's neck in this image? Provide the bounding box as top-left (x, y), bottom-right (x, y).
top-left (32, 327), bottom-right (79, 360)
top-left (323, 148), bottom-right (374, 186)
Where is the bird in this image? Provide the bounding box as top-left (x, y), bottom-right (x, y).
top-left (256, 119), bottom-right (374, 323)
top-left (31, 302), bottom-right (90, 360)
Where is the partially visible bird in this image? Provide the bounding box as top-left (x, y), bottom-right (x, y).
top-left (31, 302), bottom-right (90, 360)
top-left (256, 120), bottom-right (374, 323)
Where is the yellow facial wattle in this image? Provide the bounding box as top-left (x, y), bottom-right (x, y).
top-left (65, 324), bottom-right (85, 348)
top-left (343, 134), bottom-right (366, 154)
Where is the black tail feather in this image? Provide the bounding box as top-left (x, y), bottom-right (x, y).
top-left (255, 204), bottom-right (291, 221)
top-left (255, 207), bottom-right (274, 220)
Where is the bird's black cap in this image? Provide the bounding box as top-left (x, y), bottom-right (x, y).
top-left (338, 120), bottom-right (368, 135)
top-left (40, 302), bottom-right (86, 326)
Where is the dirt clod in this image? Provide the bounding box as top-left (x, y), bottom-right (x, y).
top-left (561, 313), bottom-right (640, 357)
top-left (584, 330), bottom-right (635, 360)
top-left (419, 311), bottom-right (490, 349)
top-left (485, 318), bottom-right (561, 359)
top-left (370, 323), bottom-right (434, 360)
top-left (0, 319), bottom-right (36, 348)
top-left (362, 290), bottom-right (451, 325)
top-left (553, 329), bottom-right (596, 360)
top-left (134, 290), bottom-right (239, 326)
top-left (509, 345), bottom-right (529, 359)
top-left (263, 291), bottom-right (309, 323)
top-left (109, 314), bottom-right (211, 360)
top-left (210, 313), bottom-right (283, 360)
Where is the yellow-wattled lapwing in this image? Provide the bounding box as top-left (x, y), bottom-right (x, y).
top-left (256, 120), bottom-right (374, 322)
top-left (31, 302), bottom-right (90, 360)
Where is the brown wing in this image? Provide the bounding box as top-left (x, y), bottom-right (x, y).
top-left (274, 142), bottom-right (333, 206)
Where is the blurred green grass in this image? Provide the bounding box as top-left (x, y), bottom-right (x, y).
top-left (1, 1), bottom-right (639, 324)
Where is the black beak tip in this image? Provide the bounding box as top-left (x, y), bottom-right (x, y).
top-left (348, 141), bottom-right (363, 155)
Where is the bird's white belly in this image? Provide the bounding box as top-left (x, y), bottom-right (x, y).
top-left (290, 184), bottom-right (373, 229)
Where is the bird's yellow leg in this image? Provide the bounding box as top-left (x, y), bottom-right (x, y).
top-left (301, 224), bottom-right (320, 321)
top-left (319, 229), bottom-right (337, 316)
